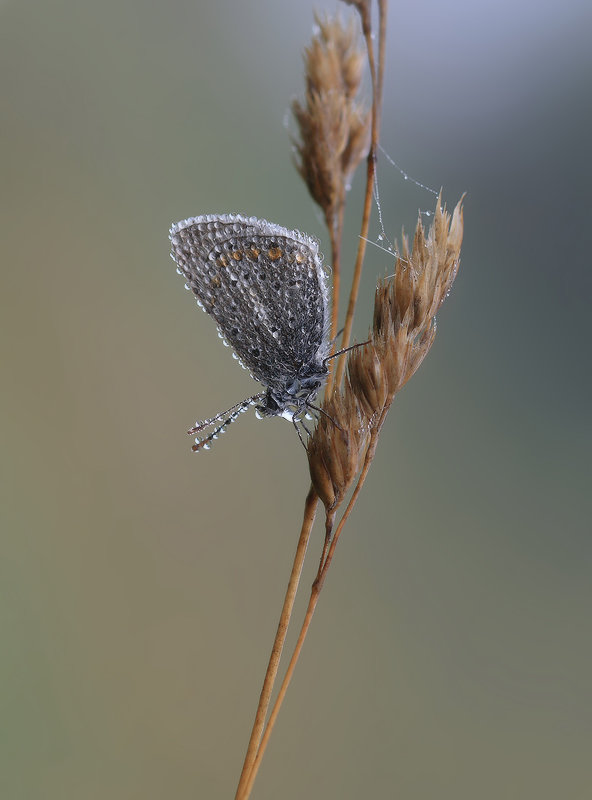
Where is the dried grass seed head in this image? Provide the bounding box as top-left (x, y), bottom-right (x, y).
top-left (292, 14), bottom-right (370, 228)
top-left (307, 389), bottom-right (370, 512)
top-left (372, 196), bottom-right (464, 400)
top-left (346, 341), bottom-right (388, 423)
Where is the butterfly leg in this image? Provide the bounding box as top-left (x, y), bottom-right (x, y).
top-left (307, 402), bottom-right (343, 431)
top-left (189, 394), bottom-right (263, 452)
top-left (187, 394), bottom-right (263, 435)
top-left (291, 415), bottom-right (309, 451)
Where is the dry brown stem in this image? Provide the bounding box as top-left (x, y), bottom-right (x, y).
top-left (234, 487), bottom-right (318, 800)
top-left (331, 0), bottom-right (384, 392)
top-left (234, 2), bottom-right (465, 797)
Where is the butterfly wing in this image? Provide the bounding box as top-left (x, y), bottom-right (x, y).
top-left (169, 214), bottom-right (330, 388)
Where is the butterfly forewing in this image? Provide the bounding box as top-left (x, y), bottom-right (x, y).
top-left (169, 214), bottom-right (330, 388)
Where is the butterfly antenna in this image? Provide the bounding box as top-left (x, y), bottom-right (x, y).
top-left (323, 340), bottom-right (370, 366)
top-left (328, 327), bottom-right (345, 348)
top-left (189, 394), bottom-right (263, 452)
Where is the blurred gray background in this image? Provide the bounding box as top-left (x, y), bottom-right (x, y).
top-left (1, 1), bottom-right (591, 798)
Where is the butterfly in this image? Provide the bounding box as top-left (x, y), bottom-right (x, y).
top-left (169, 214), bottom-right (331, 450)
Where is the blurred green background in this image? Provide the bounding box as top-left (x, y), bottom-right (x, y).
top-left (1, 1), bottom-right (590, 798)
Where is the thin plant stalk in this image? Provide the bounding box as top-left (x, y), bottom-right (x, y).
top-left (234, 487), bottom-right (318, 800)
top-left (333, 2), bottom-right (386, 388)
top-left (240, 586), bottom-right (321, 800)
top-left (239, 412), bottom-right (387, 799)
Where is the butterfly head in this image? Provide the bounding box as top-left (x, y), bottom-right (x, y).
top-left (256, 366), bottom-right (328, 419)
